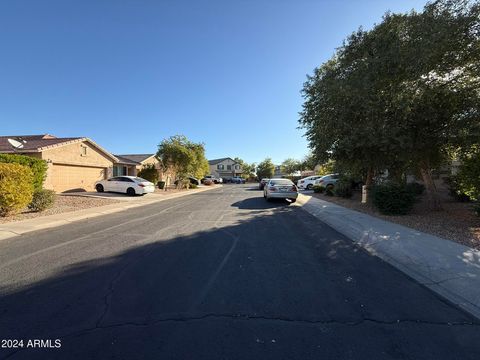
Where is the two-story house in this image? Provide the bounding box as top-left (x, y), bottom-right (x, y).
top-left (208, 157), bottom-right (243, 179)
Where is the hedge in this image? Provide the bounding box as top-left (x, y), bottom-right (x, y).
top-left (137, 164), bottom-right (159, 184)
top-left (372, 183), bottom-right (416, 215)
top-left (0, 154), bottom-right (47, 191)
top-left (28, 189), bottom-right (56, 212)
top-left (0, 163), bottom-right (34, 216)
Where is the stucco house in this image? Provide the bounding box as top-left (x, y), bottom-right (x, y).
top-left (0, 134), bottom-right (117, 193)
top-left (115, 154), bottom-right (175, 185)
top-left (208, 157), bottom-right (243, 179)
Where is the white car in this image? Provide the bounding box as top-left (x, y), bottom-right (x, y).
top-left (297, 175), bottom-right (323, 190)
top-left (314, 174), bottom-right (340, 189)
top-left (95, 176), bottom-right (155, 196)
top-left (264, 178), bottom-right (298, 203)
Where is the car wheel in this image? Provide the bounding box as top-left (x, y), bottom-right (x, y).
top-left (96, 184), bottom-right (104, 193)
top-left (306, 184), bottom-right (313, 190)
top-left (127, 187), bottom-right (136, 196)
top-left (326, 184), bottom-right (334, 191)
top-left (289, 198), bottom-right (297, 203)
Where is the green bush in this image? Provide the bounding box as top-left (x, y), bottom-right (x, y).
top-left (0, 163), bottom-right (34, 216)
top-left (28, 189), bottom-right (56, 212)
top-left (189, 184), bottom-right (198, 189)
top-left (444, 176), bottom-right (470, 202)
top-left (334, 181), bottom-right (353, 198)
top-left (137, 164), bottom-right (159, 184)
top-left (405, 182), bottom-right (425, 196)
top-left (372, 183), bottom-right (416, 215)
top-left (0, 154), bottom-right (47, 191)
top-left (473, 203), bottom-right (480, 217)
top-left (325, 186), bottom-right (334, 196)
top-left (313, 184), bottom-right (325, 193)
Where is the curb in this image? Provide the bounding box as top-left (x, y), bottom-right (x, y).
top-left (296, 193), bottom-right (480, 321)
top-left (0, 185), bottom-right (220, 241)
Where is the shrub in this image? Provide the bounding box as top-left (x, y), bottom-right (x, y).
top-left (444, 176), bottom-right (470, 202)
top-left (405, 182), bottom-right (425, 196)
top-left (334, 181), bottom-right (353, 198)
top-left (189, 184), bottom-right (198, 189)
top-left (28, 189), bottom-right (56, 212)
top-left (325, 186), bottom-right (334, 196)
top-left (473, 203), bottom-right (480, 217)
top-left (451, 151), bottom-right (480, 202)
top-left (372, 183), bottom-right (416, 215)
top-left (313, 184), bottom-right (325, 193)
top-left (137, 164), bottom-right (159, 184)
top-left (0, 163), bottom-right (34, 216)
top-left (0, 154), bottom-right (47, 191)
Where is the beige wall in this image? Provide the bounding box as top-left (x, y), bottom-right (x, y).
top-left (40, 141), bottom-right (114, 192)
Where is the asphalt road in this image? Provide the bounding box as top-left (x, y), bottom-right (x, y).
top-left (0, 185), bottom-right (479, 359)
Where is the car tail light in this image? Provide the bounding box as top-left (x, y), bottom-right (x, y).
top-left (269, 186), bottom-right (277, 192)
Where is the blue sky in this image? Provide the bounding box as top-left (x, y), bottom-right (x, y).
top-left (0, 0), bottom-right (427, 164)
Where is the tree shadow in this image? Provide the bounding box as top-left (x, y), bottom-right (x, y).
top-left (0, 199), bottom-right (478, 359)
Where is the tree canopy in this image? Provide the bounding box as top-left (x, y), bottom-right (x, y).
top-left (156, 135), bottom-right (209, 180)
top-left (256, 158), bottom-right (275, 179)
top-left (299, 0), bottom-right (480, 209)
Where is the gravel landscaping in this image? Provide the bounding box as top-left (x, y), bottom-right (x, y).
top-left (0, 195), bottom-right (121, 224)
top-left (312, 190), bottom-right (480, 250)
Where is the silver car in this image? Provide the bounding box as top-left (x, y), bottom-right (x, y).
top-left (314, 173), bottom-right (340, 189)
top-left (263, 178), bottom-right (298, 203)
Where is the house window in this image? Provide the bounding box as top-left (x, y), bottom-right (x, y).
top-left (217, 164), bottom-right (224, 170)
top-left (80, 145), bottom-right (87, 156)
top-left (227, 165), bottom-right (232, 170)
top-left (235, 165), bottom-right (240, 170)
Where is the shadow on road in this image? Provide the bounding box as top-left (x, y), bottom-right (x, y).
top-left (230, 197), bottom-right (293, 210)
top-left (0, 197), bottom-right (478, 359)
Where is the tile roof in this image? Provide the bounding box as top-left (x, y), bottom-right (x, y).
top-left (208, 157), bottom-right (235, 165)
top-left (0, 134), bottom-right (119, 162)
top-left (116, 154), bottom-right (155, 163)
top-left (0, 135), bottom-right (83, 152)
top-left (115, 155), bottom-right (141, 165)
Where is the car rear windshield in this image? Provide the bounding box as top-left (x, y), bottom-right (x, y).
top-left (269, 179), bottom-right (293, 186)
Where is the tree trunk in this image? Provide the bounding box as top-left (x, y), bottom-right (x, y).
top-left (419, 163), bottom-right (442, 211)
top-left (362, 167), bottom-right (374, 204)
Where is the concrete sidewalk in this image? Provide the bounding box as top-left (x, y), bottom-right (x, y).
top-left (0, 185), bottom-right (219, 241)
top-left (296, 193), bottom-right (480, 320)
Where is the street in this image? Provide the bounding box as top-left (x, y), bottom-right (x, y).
top-left (0, 184), bottom-right (479, 359)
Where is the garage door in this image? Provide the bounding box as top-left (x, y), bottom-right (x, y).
top-left (51, 164), bottom-right (107, 192)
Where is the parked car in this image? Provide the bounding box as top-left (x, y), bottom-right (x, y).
top-left (95, 176), bottom-right (155, 196)
top-left (188, 177), bottom-right (200, 186)
top-left (297, 175), bottom-right (323, 190)
top-left (231, 176), bottom-right (245, 184)
top-left (263, 178), bottom-right (298, 203)
top-left (201, 175), bottom-right (222, 184)
top-left (203, 178), bottom-right (214, 185)
top-left (259, 178), bottom-right (270, 190)
top-left (314, 174), bottom-right (340, 189)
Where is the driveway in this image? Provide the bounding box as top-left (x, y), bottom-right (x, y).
top-left (0, 185), bottom-right (479, 359)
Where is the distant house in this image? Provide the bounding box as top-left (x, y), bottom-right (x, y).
top-left (115, 154), bottom-right (174, 185)
top-left (0, 134), bottom-right (117, 192)
top-left (208, 157), bottom-right (243, 179)
top-left (114, 154), bottom-right (158, 177)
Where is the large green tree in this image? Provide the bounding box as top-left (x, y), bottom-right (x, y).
top-left (234, 157), bottom-right (256, 179)
top-left (256, 158), bottom-right (275, 179)
top-left (299, 0), bottom-right (480, 209)
top-left (156, 135), bottom-right (209, 180)
top-left (281, 158), bottom-right (302, 175)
